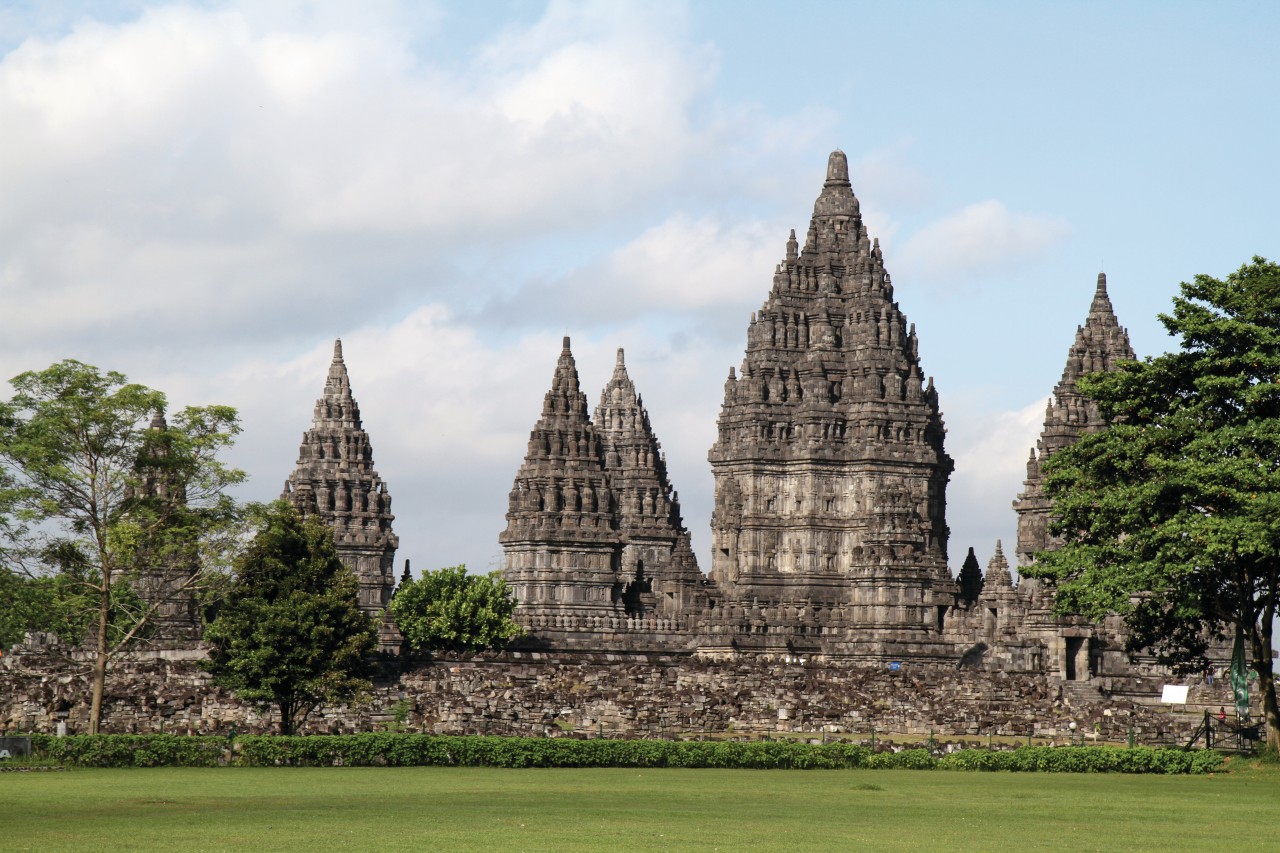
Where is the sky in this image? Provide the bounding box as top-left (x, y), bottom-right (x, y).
top-left (1, 0), bottom-right (1277, 580)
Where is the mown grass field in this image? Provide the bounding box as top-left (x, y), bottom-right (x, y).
top-left (4, 760), bottom-right (1277, 852)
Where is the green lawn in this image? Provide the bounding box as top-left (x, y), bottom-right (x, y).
top-left (3, 762), bottom-right (1276, 852)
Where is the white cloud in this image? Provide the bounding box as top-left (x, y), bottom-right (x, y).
top-left (945, 394), bottom-right (1049, 572)
top-left (0, 1), bottom-right (745, 354)
top-left (0, 0), bottom-right (839, 580)
top-left (1, 1), bottom-right (1050, 584)
top-left (896, 200), bottom-right (1071, 279)
top-left (482, 213), bottom-right (783, 334)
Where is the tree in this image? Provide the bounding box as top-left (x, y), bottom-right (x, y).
top-left (0, 360), bottom-right (244, 732)
top-left (0, 566), bottom-right (147, 652)
top-left (390, 565), bottom-right (521, 652)
top-left (203, 501), bottom-right (377, 735)
top-left (1025, 257), bottom-right (1280, 754)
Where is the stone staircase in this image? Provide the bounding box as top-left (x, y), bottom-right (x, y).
top-left (1059, 679), bottom-right (1105, 708)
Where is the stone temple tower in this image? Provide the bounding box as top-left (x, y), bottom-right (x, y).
top-left (500, 337), bottom-right (621, 643)
top-left (707, 150), bottom-right (954, 658)
top-left (1011, 273), bottom-right (1135, 679)
top-left (1013, 273), bottom-right (1135, 567)
top-left (595, 348), bottom-right (704, 618)
top-left (128, 410), bottom-right (202, 643)
top-left (282, 339), bottom-right (398, 615)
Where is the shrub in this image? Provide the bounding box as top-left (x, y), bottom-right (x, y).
top-left (25, 734), bottom-right (1223, 774)
top-left (31, 734), bottom-right (226, 767)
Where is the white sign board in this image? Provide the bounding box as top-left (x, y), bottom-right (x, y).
top-left (1160, 684), bottom-right (1189, 704)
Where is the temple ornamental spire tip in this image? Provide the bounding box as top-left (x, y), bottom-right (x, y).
top-left (824, 149), bottom-right (850, 187)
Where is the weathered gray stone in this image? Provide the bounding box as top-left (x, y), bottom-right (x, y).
top-left (706, 150), bottom-right (955, 661)
top-left (282, 339), bottom-right (399, 617)
top-left (127, 410), bottom-right (203, 644)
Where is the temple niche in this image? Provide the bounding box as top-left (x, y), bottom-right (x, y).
top-left (282, 339), bottom-right (399, 616)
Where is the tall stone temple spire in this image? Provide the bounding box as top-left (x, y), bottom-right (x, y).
top-left (501, 337), bottom-right (621, 640)
top-left (595, 348), bottom-right (703, 617)
top-left (282, 339), bottom-right (398, 614)
top-left (707, 150), bottom-right (954, 657)
top-left (1014, 273), bottom-right (1135, 567)
top-left (129, 409), bottom-right (201, 643)
top-left (982, 540), bottom-right (1014, 591)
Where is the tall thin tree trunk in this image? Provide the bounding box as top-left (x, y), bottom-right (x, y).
top-left (1254, 619), bottom-right (1280, 755)
top-left (88, 578), bottom-right (110, 734)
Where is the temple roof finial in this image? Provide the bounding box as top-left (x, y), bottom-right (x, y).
top-left (825, 149), bottom-right (850, 187)
top-left (611, 347), bottom-right (629, 382)
top-left (333, 338), bottom-right (344, 361)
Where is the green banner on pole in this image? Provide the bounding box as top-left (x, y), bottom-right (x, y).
top-left (1230, 628), bottom-right (1250, 720)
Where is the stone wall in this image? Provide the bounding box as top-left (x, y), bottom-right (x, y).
top-left (0, 638), bottom-right (1235, 746)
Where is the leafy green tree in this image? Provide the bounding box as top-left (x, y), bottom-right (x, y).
top-left (203, 502), bottom-right (377, 735)
top-left (0, 570), bottom-right (79, 649)
top-left (1025, 257), bottom-right (1280, 754)
top-left (390, 564), bottom-right (521, 652)
top-left (0, 360), bottom-right (244, 732)
top-left (0, 565), bottom-right (152, 652)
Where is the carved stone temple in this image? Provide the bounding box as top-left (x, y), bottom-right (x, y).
top-left (282, 339), bottom-right (399, 614)
top-left (128, 410), bottom-right (203, 644)
top-left (1013, 273), bottom-right (1136, 566)
top-left (499, 340), bottom-right (704, 649)
top-left (496, 150), bottom-right (1171, 685)
top-left (704, 150), bottom-right (955, 660)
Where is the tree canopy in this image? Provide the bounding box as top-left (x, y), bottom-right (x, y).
top-left (1025, 257), bottom-right (1280, 753)
top-left (390, 565), bottom-right (521, 653)
top-left (0, 360), bottom-right (244, 732)
top-left (203, 501), bottom-right (377, 735)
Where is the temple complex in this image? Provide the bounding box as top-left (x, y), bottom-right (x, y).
top-left (5, 149), bottom-right (1249, 739)
top-left (282, 339), bottom-right (399, 615)
top-left (497, 152), bottom-right (1155, 682)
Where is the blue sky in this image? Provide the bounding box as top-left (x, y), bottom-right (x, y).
top-left (1, 0), bottom-right (1276, 577)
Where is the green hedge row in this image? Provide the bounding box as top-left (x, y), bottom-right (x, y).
top-left (936, 745), bottom-right (1223, 774)
top-left (29, 734), bottom-right (1223, 774)
top-left (32, 734), bottom-right (227, 768)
